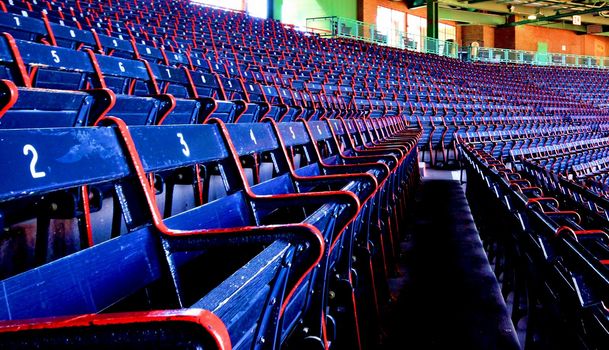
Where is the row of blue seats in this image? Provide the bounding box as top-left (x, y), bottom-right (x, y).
top-left (0, 7), bottom-right (598, 122)
top-left (461, 143), bottom-right (609, 349)
top-left (459, 125), bottom-right (594, 142)
top-left (0, 116), bottom-right (420, 349)
top-left (521, 160), bottom-right (609, 222)
top-left (572, 156), bottom-right (609, 178)
top-left (0, 10), bottom-right (444, 126)
top-left (536, 147), bottom-right (609, 175)
top-left (461, 129), bottom-right (608, 162)
top-left (1, 4), bottom-right (606, 168)
top-left (511, 136), bottom-right (609, 160)
top-left (0, 30), bottom-right (307, 127)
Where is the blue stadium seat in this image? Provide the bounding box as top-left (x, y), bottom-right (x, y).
top-left (0, 34), bottom-right (113, 128)
top-left (0, 120), bottom-right (330, 349)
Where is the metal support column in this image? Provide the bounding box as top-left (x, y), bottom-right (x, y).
top-left (427, 0), bottom-right (439, 39)
top-left (426, 0), bottom-right (439, 53)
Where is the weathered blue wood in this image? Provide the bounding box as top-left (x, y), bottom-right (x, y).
top-left (195, 240), bottom-right (292, 350)
top-left (276, 122), bottom-right (310, 147)
top-left (134, 43), bottom-right (164, 64)
top-left (0, 37), bottom-right (117, 128)
top-left (94, 54), bottom-right (153, 94)
top-left (160, 99), bottom-right (201, 125)
top-left (162, 192), bottom-right (251, 230)
top-left (206, 100), bottom-right (237, 123)
top-left (0, 13), bottom-right (47, 43)
top-left (0, 121), bottom-right (383, 348)
top-left (49, 22), bottom-right (98, 50)
top-left (10, 39), bottom-right (98, 90)
top-left (0, 227), bottom-right (161, 320)
top-left (130, 125), bottom-right (228, 171)
top-left (0, 89), bottom-right (95, 128)
top-left (94, 54), bottom-right (199, 125)
top-left (144, 64), bottom-right (202, 124)
top-left (0, 127), bottom-right (129, 201)
top-left (109, 95), bottom-right (161, 126)
top-left (222, 121), bottom-right (380, 347)
top-left (17, 39), bottom-right (93, 74)
top-left (148, 63), bottom-right (191, 98)
top-left (328, 119), bottom-right (346, 136)
top-left (0, 124), bottom-right (311, 349)
top-left (249, 175), bottom-right (294, 198)
top-left (188, 70), bottom-right (223, 99)
top-left (225, 123), bottom-right (278, 155)
top-left (95, 33), bottom-right (136, 58)
top-left (165, 51), bottom-right (190, 67)
top-left (235, 102), bottom-right (261, 123)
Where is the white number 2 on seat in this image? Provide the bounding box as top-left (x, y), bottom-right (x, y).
top-left (23, 144), bottom-right (46, 179)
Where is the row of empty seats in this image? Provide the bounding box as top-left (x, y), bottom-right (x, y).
top-left (2, 0), bottom-right (609, 167)
top-left (0, 1), bottom-right (430, 348)
top-left (1, 0), bottom-right (609, 348)
top-left (0, 115), bottom-right (421, 348)
top-left (461, 141), bottom-right (609, 349)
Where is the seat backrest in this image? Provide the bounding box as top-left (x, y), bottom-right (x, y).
top-left (188, 51), bottom-right (212, 72)
top-left (95, 32), bottom-right (136, 58)
top-left (0, 12), bottom-right (48, 43)
top-left (188, 69), bottom-right (226, 99)
top-left (148, 62), bottom-right (195, 98)
top-left (16, 38), bottom-right (97, 90)
top-left (0, 126), bottom-right (136, 278)
top-left (219, 76), bottom-right (247, 101)
top-left (48, 22), bottom-right (98, 50)
top-left (0, 35), bottom-right (114, 128)
top-left (0, 124), bottom-right (244, 315)
top-left (93, 52), bottom-right (158, 95)
top-left (0, 87), bottom-right (104, 128)
top-left (0, 124), bottom-right (318, 350)
top-left (134, 41), bottom-right (165, 64)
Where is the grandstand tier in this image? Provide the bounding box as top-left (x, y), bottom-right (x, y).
top-left (0, 0), bottom-right (608, 349)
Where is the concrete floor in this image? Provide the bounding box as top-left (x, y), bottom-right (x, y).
top-left (380, 164), bottom-right (519, 349)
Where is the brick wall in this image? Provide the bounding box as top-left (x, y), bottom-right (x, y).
top-left (495, 27), bottom-right (515, 49)
top-left (483, 26), bottom-right (495, 48)
top-left (514, 25), bottom-right (609, 56)
top-left (462, 26), bottom-right (483, 47)
top-left (357, 1), bottom-right (609, 56)
top-left (354, 1), bottom-right (609, 56)
top-left (490, 24), bottom-right (609, 56)
top-left (361, 0), bottom-right (460, 43)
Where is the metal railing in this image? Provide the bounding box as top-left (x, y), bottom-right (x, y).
top-left (305, 16), bottom-right (458, 58)
top-left (305, 15), bottom-right (609, 69)
top-left (468, 46), bottom-right (609, 68)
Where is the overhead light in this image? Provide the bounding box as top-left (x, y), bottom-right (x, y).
top-left (528, 9), bottom-right (542, 20)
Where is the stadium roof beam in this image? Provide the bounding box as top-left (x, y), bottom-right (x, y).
top-left (534, 21), bottom-right (588, 32)
top-left (438, 0), bottom-right (609, 26)
top-left (501, 5), bottom-right (609, 26)
top-left (439, 8), bottom-right (506, 25)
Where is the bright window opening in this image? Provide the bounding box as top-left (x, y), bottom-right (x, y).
top-left (376, 6), bottom-right (405, 47)
top-left (407, 14), bottom-right (455, 51)
top-left (190, 0), bottom-right (267, 18)
top-left (247, 0), bottom-right (267, 19)
top-left (191, 0), bottom-right (245, 11)
top-left (407, 14), bottom-right (426, 51)
top-left (439, 22), bottom-right (456, 42)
